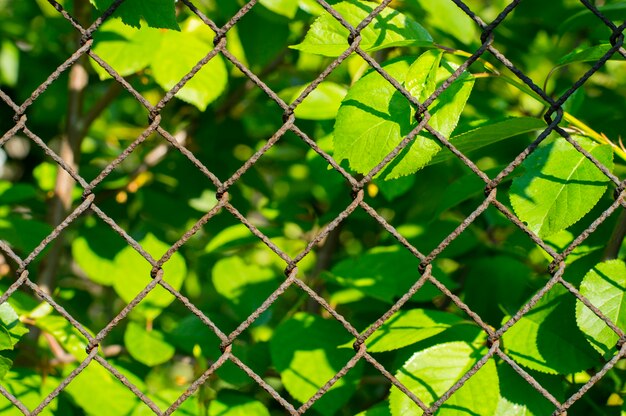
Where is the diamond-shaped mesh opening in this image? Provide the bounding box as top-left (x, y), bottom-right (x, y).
top-left (224, 132), bottom-right (353, 246)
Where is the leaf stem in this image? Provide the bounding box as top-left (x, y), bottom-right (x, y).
top-left (562, 112), bottom-right (626, 162)
top-left (472, 70), bottom-right (626, 163)
top-left (603, 208), bottom-right (626, 260)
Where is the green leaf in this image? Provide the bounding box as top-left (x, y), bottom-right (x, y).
top-left (72, 224), bottom-right (127, 286)
top-left (463, 256), bottom-right (533, 327)
top-left (559, 4), bottom-right (626, 35)
top-left (356, 402), bottom-right (391, 416)
top-left (279, 82), bottom-right (348, 120)
top-left (428, 117), bottom-right (546, 166)
top-left (576, 260), bottom-right (626, 358)
top-left (0, 302), bottom-right (29, 345)
top-left (404, 49), bottom-right (442, 103)
top-left (132, 388), bottom-right (198, 416)
top-left (237, 14), bottom-right (291, 70)
top-left (151, 29), bottom-right (228, 111)
top-left (0, 356), bottom-right (12, 380)
top-left (291, 0), bottom-right (432, 57)
top-left (35, 315), bottom-right (91, 361)
top-left (389, 341), bottom-right (499, 416)
top-left (0, 326), bottom-right (13, 351)
top-left (360, 309), bottom-right (462, 352)
top-left (495, 364), bottom-right (559, 416)
top-left (91, 19), bottom-right (161, 80)
top-left (0, 40), bottom-right (19, 87)
top-left (327, 246), bottom-right (456, 303)
top-left (0, 370), bottom-right (60, 414)
top-left (212, 257), bottom-right (277, 318)
top-left (298, 0), bottom-right (327, 15)
top-left (112, 233), bottom-right (187, 320)
top-left (259, 0), bottom-right (299, 18)
top-left (65, 363), bottom-right (140, 416)
top-left (375, 174), bottom-right (415, 201)
top-left (205, 224), bottom-right (281, 253)
top-left (32, 162), bottom-right (57, 192)
top-left (74, 227), bottom-right (186, 319)
top-left (270, 313), bottom-right (362, 415)
top-left (124, 321), bottom-right (175, 367)
top-left (334, 53), bottom-right (474, 180)
top-left (509, 135), bottom-right (614, 238)
top-left (0, 182), bottom-right (37, 204)
top-left (557, 44), bottom-right (622, 67)
top-left (502, 286), bottom-right (602, 374)
top-left (169, 315), bottom-right (221, 356)
top-left (416, 0), bottom-right (477, 45)
top-left (0, 216), bottom-right (51, 254)
top-left (208, 390), bottom-right (271, 416)
top-left (433, 167), bottom-right (505, 217)
top-left (92, 18), bottom-right (227, 110)
top-left (543, 229), bottom-right (603, 265)
top-left (90, 0), bottom-right (179, 30)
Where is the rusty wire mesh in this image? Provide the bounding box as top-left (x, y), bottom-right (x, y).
top-left (0, 0), bottom-right (626, 414)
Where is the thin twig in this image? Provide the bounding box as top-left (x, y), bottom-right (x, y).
top-left (38, 0), bottom-right (90, 294)
top-left (80, 81), bottom-right (123, 137)
top-left (215, 48), bottom-right (289, 119)
top-left (603, 208), bottom-right (626, 260)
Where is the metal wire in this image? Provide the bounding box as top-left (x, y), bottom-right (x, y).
top-left (0, 0), bottom-right (624, 415)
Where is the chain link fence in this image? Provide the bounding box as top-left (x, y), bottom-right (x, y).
top-left (0, 0), bottom-right (625, 414)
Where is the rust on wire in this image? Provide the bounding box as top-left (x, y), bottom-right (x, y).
top-left (0, 0), bottom-right (625, 414)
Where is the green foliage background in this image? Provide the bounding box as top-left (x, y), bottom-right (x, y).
top-left (1, 0), bottom-right (626, 414)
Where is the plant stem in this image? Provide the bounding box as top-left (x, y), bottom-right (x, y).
top-left (80, 81), bottom-right (123, 137)
top-left (561, 112), bottom-right (626, 162)
top-left (478, 72), bottom-right (626, 163)
top-left (603, 208), bottom-right (626, 260)
top-left (38, 0), bottom-right (90, 294)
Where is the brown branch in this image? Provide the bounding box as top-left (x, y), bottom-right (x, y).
top-left (38, 0), bottom-right (90, 294)
top-left (47, 336), bottom-right (124, 366)
top-left (80, 81), bottom-right (123, 137)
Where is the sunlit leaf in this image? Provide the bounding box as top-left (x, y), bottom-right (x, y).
top-left (557, 44), bottom-right (622, 66)
top-left (510, 135), bottom-right (613, 238)
top-left (292, 0), bottom-right (432, 57)
top-left (428, 117), bottom-right (546, 166)
top-left (576, 259), bottom-right (626, 358)
top-left (334, 52), bottom-right (473, 180)
top-left (259, 0), bottom-right (299, 18)
top-left (389, 341), bottom-right (499, 415)
top-left (151, 30), bottom-right (228, 111)
top-left (124, 321), bottom-right (175, 366)
top-left (502, 286), bottom-right (602, 374)
top-left (212, 257), bottom-right (277, 318)
top-left (280, 82), bottom-right (348, 120)
top-left (360, 309), bottom-right (462, 352)
top-left (112, 233), bottom-right (187, 320)
top-left (327, 245), bottom-right (456, 303)
top-left (65, 363), bottom-right (140, 416)
top-left (90, 0), bottom-right (179, 30)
